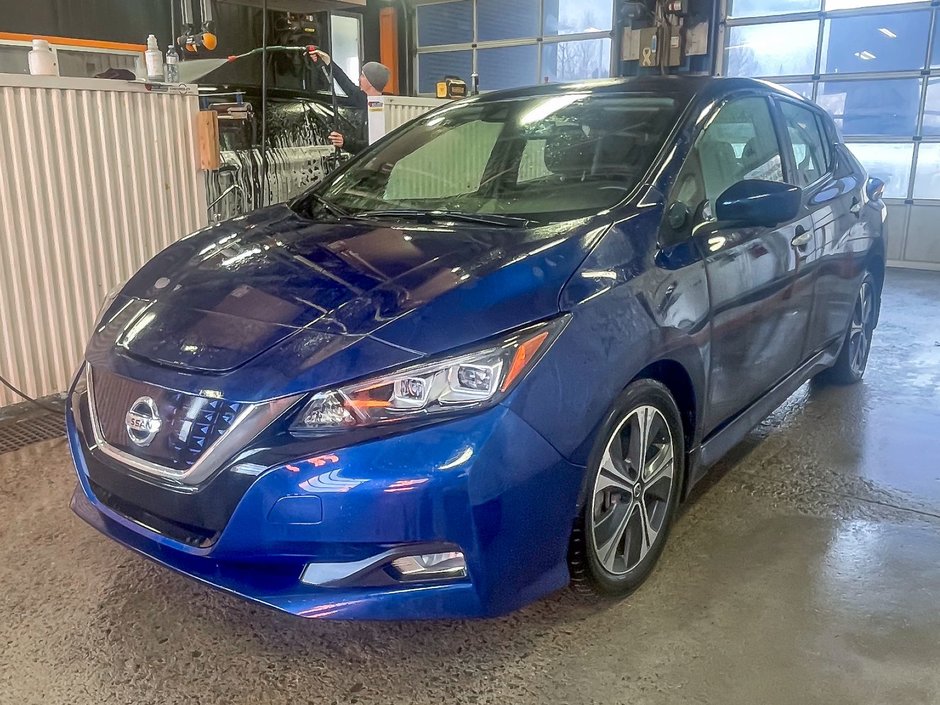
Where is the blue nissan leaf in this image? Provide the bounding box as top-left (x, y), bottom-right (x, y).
top-left (68, 76), bottom-right (885, 619)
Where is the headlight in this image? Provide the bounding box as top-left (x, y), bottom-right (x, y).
top-left (290, 317), bottom-right (568, 434)
top-left (92, 284), bottom-right (123, 330)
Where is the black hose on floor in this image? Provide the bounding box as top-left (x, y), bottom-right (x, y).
top-left (0, 372), bottom-right (61, 414)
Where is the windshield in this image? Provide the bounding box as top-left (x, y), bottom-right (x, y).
top-left (300, 92), bottom-right (679, 224)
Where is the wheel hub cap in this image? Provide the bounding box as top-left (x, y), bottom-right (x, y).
top-left (590, 405), bottom-right (676, 576)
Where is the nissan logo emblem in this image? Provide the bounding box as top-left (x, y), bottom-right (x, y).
top-left (125, 396), bottom-right (162, 447)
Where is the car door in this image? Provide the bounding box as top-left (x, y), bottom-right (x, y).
top-left (664, 94), bottom-right (813, 434)
top-left (775, 97), bottom-right (859, 359)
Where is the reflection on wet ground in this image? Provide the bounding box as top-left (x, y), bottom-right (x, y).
top-left (1, 269), bottom-right (938, 704)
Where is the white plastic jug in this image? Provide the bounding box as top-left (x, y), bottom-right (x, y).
top-left (28, 39), bottom-right (58, 76)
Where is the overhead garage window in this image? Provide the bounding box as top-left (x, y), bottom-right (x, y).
top-left (820, 11), bottom-right (931, 75)
top-left (779, 82), bottom-right (814, 101)
top-left (541, 38), bottom-right (612, 83)
top-left (416, 1), bottom-right (473, 46)
top-left (933, 13), bottom-right (940, 69)
top-left (825, 0), bottom-right (923, 9)
top-left (816, 78), bottom-right (921, 137)
top-left (728, 0), bottom-right (820, 19)
top-left (845, 143), bottom-right (913, 198)
top-left (724, 21), bottom-right (820, 78)
top-left (720, 2), bottom-right (940, 204)
top-left (913, 144), bottom-right (940, 200)
top-left (417, 50), bottom-right (473, 95)
top-left (923, 78), bottom-right (940, 136)
top-left (414, 0), bottom-right (614, 94)
top-left (477, 0), bottom-right (539, 41)
top-left (544, 0), bottom-right (614, 35)
top-left (477, 45), bottom-right (539, 92)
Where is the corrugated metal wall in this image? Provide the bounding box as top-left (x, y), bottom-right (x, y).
top-left (381, 96), bottom-right (449, 132)
top-left (0, 76), bottom-right (207, 408)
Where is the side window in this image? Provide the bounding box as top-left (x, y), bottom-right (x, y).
top-left (780, 101), bottom-right (830, 186)
top-left (814, 112), bottom-right (833, 172)
top-left (669, 96), bottom-right (785, 225)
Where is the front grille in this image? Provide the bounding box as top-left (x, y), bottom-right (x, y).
top-left (89, 479), bottom-right (218, 547)
top-left (90, 368), bottom-right (242, 471)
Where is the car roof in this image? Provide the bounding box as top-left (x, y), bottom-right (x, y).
top-left (471, 75), bottom-right (810, 108)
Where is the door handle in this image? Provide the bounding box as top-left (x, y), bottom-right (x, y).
top-left (850, 198), bottom-right (862, 215)
top-left (791, 226), bottom-right (812, 249)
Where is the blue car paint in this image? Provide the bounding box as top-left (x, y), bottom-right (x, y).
top-left (87, 209), bottom-right (603, 402)
top-left (69, 379), bottom-right (583, 619)
top-left (67, 77), bottom-right (883, 619)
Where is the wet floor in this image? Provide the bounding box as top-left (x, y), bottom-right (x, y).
top-left (1, 268), bottom-right (938, 705)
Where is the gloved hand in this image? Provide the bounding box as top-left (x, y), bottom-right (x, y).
top-left (307, 48), bottom-right (332, 65)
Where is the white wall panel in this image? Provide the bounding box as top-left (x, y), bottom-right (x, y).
top-left (0, 76), bottom-right (207, 408)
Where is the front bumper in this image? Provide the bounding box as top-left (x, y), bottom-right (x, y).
top-left (68, 397), bottom-right (584, 619)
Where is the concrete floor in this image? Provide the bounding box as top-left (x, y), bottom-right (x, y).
top-left (1, 268), bottom-right (939, 705)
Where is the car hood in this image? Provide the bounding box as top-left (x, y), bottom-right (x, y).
top-left (86, 205), bottom-right (605, 402)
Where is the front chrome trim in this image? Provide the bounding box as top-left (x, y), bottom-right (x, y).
top-left (85, 368), bottom-right (302, 486)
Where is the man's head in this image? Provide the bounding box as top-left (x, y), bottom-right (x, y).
top-left (359, 62), bottom-right (391, 95)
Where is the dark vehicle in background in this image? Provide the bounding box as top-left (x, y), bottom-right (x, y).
top-left (67, 76), bottom-right (885, 619)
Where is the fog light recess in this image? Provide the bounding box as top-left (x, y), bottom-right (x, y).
top-left (390, 551), bottom-right (467, 582)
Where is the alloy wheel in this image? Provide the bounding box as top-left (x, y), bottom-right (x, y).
top-left (848, 280), bottom-right (875, 377)
top-left (590, 405), bottom-right (676, 576)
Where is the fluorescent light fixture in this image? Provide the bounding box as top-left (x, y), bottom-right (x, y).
top-left (854, 50), bottom-right (876, 61)
top-left (878, 27), bottom-right (897, 39)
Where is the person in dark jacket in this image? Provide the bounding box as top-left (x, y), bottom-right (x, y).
top-left (308, 48), bottom-right (391, 154)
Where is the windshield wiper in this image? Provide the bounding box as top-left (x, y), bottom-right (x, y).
top-left (355, 209), bottom-right (533, 228)
top-left (309, 192), bottom-right (350, 219)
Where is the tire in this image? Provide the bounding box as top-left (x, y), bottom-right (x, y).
top-left (817, 271), bottom-right (877, 386)
top-left (568, 379), bottom-right (685, 598)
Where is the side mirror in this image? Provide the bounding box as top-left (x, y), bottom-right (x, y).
top-left (866, 177), bottom-right (885, 201)
top-left (715, 179), bottom-right (802, 228)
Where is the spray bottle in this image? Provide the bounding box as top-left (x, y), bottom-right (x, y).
top-left (145, 34), bottom-right (164, 82)
top-left (165, 45), bottom-right (180, 83)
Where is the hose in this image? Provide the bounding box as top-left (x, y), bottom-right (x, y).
top-left (260, 0), bottom-right (269, 207)
top-left (0, 372), bottom-right (61, 414)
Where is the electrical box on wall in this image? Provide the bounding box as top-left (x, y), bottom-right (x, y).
top-left (637, 27), bottom-right (658, 68)
top-left (666, 25), bottom-right (682, 66)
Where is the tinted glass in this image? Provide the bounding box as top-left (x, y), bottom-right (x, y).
top-left (541, 38), bottom-right (612, 83)
top-left (846, 142), bottom-right (913, 198)
top-left (780, 101), bottom-right (829, 185)
top-left (724, 21), bottom-right (819, 77)
top-left (543, 0), bottom-right (613, 36)
top-left (913, 144), bottom-right (940, 200)
top-left (817, 79), bottom-right (921, 137)
top-left (672, 97), bottom-right (785, 218)
top-left (821, 11), bottom-right (930, 75)
top-left (310, 94), bottom-right (679, 222)
top-left (728, 0), bottom-right (819, 18)
top-left (418, 51), bottom-right (473, 94)
top-left (478, 0), bottom-right (539, 41)
top-left (417, 1), bottom-right (473, 47)
top-left (477, 45), bottom-right (539, 91)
